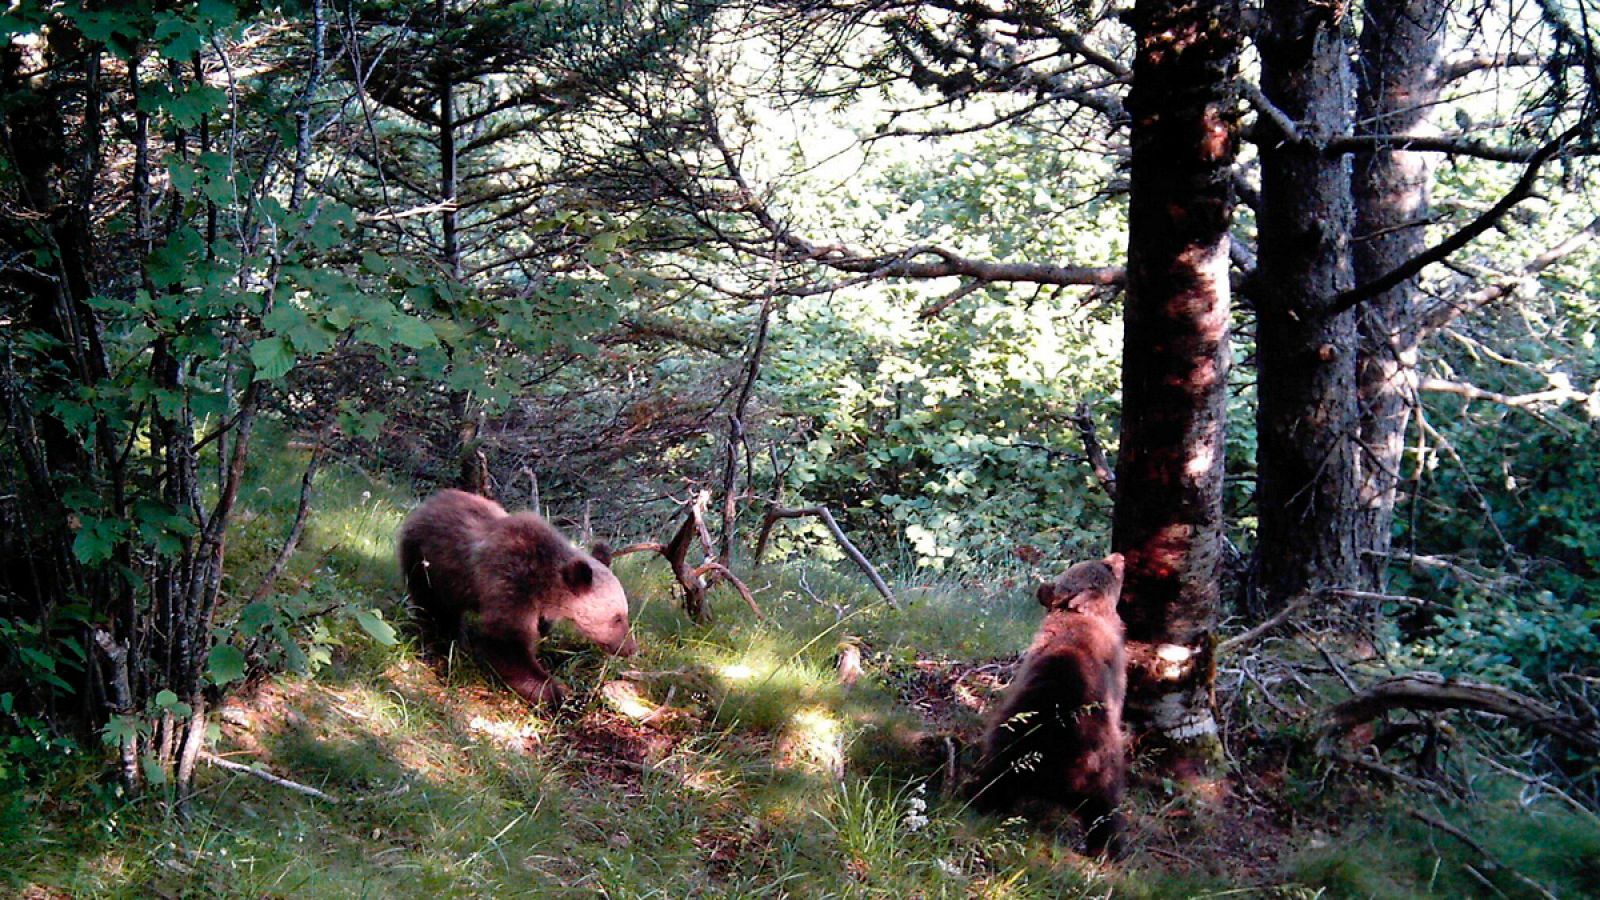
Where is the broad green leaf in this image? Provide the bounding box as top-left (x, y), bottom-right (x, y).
top-left (353, 609), bottom-right (398, 646)
top-left (249, 336), bottom-right (296, 382)
top-left (207, 644), bottom-right (247, 686)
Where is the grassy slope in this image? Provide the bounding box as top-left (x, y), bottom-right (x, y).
top-left (5, 446), bottom-right (1598, 898)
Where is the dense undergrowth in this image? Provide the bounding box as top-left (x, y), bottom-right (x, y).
top-left (4, 448), bottom-right (1597, 899)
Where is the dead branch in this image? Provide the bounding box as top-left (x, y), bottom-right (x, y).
top-left (248, 425), bottom-right (329, 605)
top-left (1418, 375), bottom-right (1589, 416)
top-left (1422, 215), bottom-right (1600, 332)
top-left (1330, 124), bottom-right (1583, 316)
top-left (614, 491), bottom-right (762, 622)
top-left (201, 752), bottom-right (340, 803)
top-left (752, 502), bottom-right (897, 608)
top-left (1320, 673), bottom-right (1600, 755)
top-left (719, 295), bottom-right (773, 561)
top-left (1216, 592), bottom-right (1316, 656)
top-left (1070, 402), bottom-right (1117, 500)
top-left (692, 561), bottom-right (763, 620)
top-left (702, 107), bottom-right (1123, 290)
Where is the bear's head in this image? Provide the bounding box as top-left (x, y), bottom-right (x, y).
top-left (1037, 552), bottom-right (1125, 617)
top-left (549, 550), bottom-right (638, 657)
top-left (475, 516), bottom-right (639, 657)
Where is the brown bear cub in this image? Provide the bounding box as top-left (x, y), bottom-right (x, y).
top-left (398, 489), bottom-right (638, 707)
top-left (971, 552), bottom-right (1127, 857)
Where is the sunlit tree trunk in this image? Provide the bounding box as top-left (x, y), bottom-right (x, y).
top-left (1352, 0), bottom-right (1445, 594)
top-left (1114, 0), bottom-right (1240, 774)
top-left (1255, 1), bottom-right (1360, 610)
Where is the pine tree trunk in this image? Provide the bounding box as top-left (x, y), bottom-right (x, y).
top-left (1352, 0), bottom-right (1445, 594)
top-left (1114, 0), bottom-right (1240, 774)
top-left (1255, 2), bottom-right (1361, 611)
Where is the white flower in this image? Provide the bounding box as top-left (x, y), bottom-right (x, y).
top-left (936, 858), bottom-right (963, 877)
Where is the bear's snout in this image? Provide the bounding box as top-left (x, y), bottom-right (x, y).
top-left (610, 633), bottom-right (640, 657)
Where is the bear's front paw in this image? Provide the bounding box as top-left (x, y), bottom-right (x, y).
top-left (535, 679), bottom-right (568, 709)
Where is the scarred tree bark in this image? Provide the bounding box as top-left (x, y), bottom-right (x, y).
top-left (1255, 2), bottom-right (1361, 610)
top-left (1352, 0), bottom-right (1446, 593)
top-left (1114, 0), bottom-right (1240, 773)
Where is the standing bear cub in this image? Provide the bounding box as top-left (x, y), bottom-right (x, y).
top-left (398, 489), bottom-right (638, 707)
top-left (971, 552), bottom-right (1127, 857)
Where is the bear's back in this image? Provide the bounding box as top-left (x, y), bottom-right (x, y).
top-left (398, 490), bottom-right (509, 638)
top-left (472, 514), bottom-right (577, 597)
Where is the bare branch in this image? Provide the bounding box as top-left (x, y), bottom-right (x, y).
top-left (703, 106), bottom-right (1123, 289)
top-left (1330, 125), bottom-right (1582, 316)
top-left (1325, 133), bottom-right (1545, 163)
top-left (201, 752), bottom-right (341, 803)
top-left (1419, 375), bottom-right (1589, 415)
top-left (1435, 50), bottom-right (1540, 84)
top-left (753, 502), bottom-right (897, 608)
top-left (1421, 215), bottom-right (1600, 332)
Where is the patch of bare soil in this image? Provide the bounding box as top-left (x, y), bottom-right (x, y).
top-left (894, 656), bottom-right (1016, 742)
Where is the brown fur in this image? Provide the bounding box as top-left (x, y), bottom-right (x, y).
top-left (971, 553), bottom-right (1127, 857)
top-left (397, 490), bottom-right (637, 707)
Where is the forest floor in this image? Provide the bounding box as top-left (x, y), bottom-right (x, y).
top-left (5, 446), bottom-right (1598, 898)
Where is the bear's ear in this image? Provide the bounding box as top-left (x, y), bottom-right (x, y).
top-left (561, 558), bottom-right (594, 589)
top-left (589, 541), bottom-right (614, 568)
top-left (1037, 582), bottom-right (1057, 608)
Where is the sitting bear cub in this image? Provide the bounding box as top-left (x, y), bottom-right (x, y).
top-left (398, 489), bottom-right (638, 707)
top-left (971, 552), bottom-right (1127, 857)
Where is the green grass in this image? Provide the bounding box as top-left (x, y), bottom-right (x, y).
top-left (4, 436), bottom-right (1598, 897)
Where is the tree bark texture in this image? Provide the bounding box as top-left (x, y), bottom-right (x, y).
top-left (1113, 0), bottom-right (1240, 772)
top-left (1255, 1), bottom-right (1361, 610)
top-left (1352, 0), bottom-right (1445, 593)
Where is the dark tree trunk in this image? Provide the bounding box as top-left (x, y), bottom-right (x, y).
top-left (1352, 0), bottom-right (1445, 594)
top-left (1255, 2), bottom-right (1361, 610)
top-left (1114, 0), bottom-right (1240, 773)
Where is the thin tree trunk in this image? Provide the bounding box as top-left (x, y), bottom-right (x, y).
top-left (1352, 0), bottom-right (1445, 596)
top-left (1114, 0), bottom-right (1240, 774)
top-left (1255, 1), bottom-right (1361, 612)
top-left (719, 296), bottom-right (772, 561)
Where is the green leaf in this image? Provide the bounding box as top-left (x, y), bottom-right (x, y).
top-left (249, 336), bottom-right (296, 381)
top-left (353, 609), bottom-right (398, 646)
top-left (72, 517), bottom-right (125, 565)
top-left (391, 316), bottom-right (436, 350)
top-left (207, 644), bottom-right (247, 686)
top-left (142, 754), bottom-right (168, 785)
top-left (102, 715), bottom-right (138, 749)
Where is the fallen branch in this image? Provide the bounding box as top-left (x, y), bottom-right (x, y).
top-left (1216, 592), bottom-right (1315, 656)
top-left (1319, 673), bottom-right (1600, 754)
top-left (752, 501), bottom-right (897, 608)
top-left (201, 752), bottom-right (340, 803)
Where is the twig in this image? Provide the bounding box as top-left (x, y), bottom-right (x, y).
top-left (201, 752), bottom-right (339, 803)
